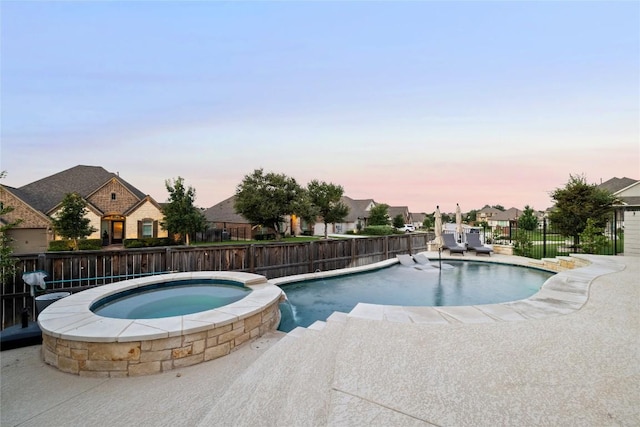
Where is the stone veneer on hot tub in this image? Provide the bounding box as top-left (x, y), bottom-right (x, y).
top-left (37, 272), bottom-right (283, 377)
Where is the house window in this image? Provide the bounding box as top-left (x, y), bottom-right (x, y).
top-left (111, 192), bottom-right (117, 201)
top-left (141, 220), bottom-right (153, 238)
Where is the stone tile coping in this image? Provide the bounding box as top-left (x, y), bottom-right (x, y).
top-left (37, 272), bottom-right (283, 343)
top-left (270, 252), bottom-right (626, 326)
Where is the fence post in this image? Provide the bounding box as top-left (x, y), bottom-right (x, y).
top-left (613, 210), bottom-right (618, 255)
top-left (165, 247), bottom-right (172, 272)
top-left (309, 241), bottom-right (315, 273)
top-left (384, 236), bottom-right (389, 259)
top-left (37, 253), bottom-right (46, 272)
top-left (351, 239), bottom-right (356, 265)
top-left (542, 217), bottom-right (547, 258)
top-left (249, 245), bottom-right (255, 273)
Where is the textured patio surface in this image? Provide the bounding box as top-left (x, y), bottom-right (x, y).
top-left (2, 254), bottom-right (638, 427)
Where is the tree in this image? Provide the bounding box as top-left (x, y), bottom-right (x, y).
top-left (291, 190), bottom-right (319, 235)
top-left (422, 214), bottom-right (433, 230)
top-left (51, 192), bottom-right (97, 250)
top-left (392, 214), bottom-right (405, 229)
top-left (235, 169), bottom-right (304, 239)
top-left (548, 174), bottom-right (618, 248)
top-left (161, 177), bottom-right (207, 245)
top-left (1, 171), bottom-right (23, 283)
top-left (513, 230), bottom-right (533, 257)
top-left (579, 218), bottom-right (608, 254)
top-left (492, 205), bottom-right (505, 211)
top-left (465, 209), bottom-right (478, 224)
top-left (368, 203), bottom-right (390, 226)
top-left (307, 180), bottom-right (349, 239)
top-left (518, 205), bottom-right (539, 231)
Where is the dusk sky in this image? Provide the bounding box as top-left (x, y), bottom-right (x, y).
top-left (1, 1), bottom-right (638, 215)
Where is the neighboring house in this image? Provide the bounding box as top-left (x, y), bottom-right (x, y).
top-left (313, 196), bottom-right (376, 235)
top-left (475, 207), bottom-right (503, 224)
top-left (388, 206), bottom-right (412, 225)
top-left (203, 196), bottom-right (253, 238)
top-left (598, 177), bottom-right (640, 256)
top-left (410, 212), bottom-right (426, 229)
top-left (0, 165), bottom-right (167, 254)
top-left (598, 177), bottom-right (640, 222)
top-left (597, 176), bottom-right (638, 198)
top-left (206, 195), bottom-right (376, 237)
top-left (478, 207), bottom-right (522, 230)
top-left (203, 195), bottom-right (297, 238)
top-left (606, 178), bottom-right (640, 207)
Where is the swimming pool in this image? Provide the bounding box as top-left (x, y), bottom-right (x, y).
top-left (38, 272), bottom-right (283, 376)
top-left (91, 280), bottom-right (252, 319)
top-left (278, 261), bottom-right (553, 331)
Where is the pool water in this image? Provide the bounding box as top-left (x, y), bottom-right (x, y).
top-left (92, 281), bottom-right (251, 319)
top-left (279, 261), bottom-right (553, 331)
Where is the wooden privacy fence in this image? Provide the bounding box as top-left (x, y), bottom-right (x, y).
top-left (2, 233), bottom-right (434, 329)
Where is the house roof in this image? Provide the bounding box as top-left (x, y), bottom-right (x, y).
top-left (388, 206), bottom-right (409, 220)
top-left (621, 196), bottom-right (640, 207)
top-left (488, 207), bottom-right (522, 222)
top-left (17, 165), bottom-right (147, 213)
top-left (203, 196), bottom-right (251, 224)
top-left (340, 196), bottom-right (375, 222)
top-left (477, 207), bottom-right (503, 215)
top-left (598, 177), bottom-right (638, 194)
top-left (411, 212), bottom-right (426, 223)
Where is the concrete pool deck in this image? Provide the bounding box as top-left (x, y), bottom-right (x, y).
top-left (2, 254), bottom-right (639, 426)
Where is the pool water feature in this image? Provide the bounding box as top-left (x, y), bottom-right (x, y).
top-left (91, 280), bottom-right (252, 319)
top-left (278, 261), bottom-right (553, 332)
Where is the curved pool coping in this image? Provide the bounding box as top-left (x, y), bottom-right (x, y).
top-left (270, 252), bottom-right (627, 325)
top-left (38, 272), bottom-right (283, 342)
top-left (38, 272), bottom-right (284, 376)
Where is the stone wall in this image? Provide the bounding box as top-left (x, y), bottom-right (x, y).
top-left (41, 300), bottom-right (281, 377)
top-left (88, 179), bottom-right (140, 214)
top-left (0, 187), bottom-right (50, 228)
top-left (125, 198), bottom-right (168, 239)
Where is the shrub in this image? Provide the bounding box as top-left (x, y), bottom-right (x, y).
top-left (50, 239), bottom-right (105, 251)
top-left (361, 225), bottom-right (396, 236)
top-left (78, 239), bottom-right (102, 250)
top-left (513, 231), bottom-right (533, 257)
top-left (579, 218), bottom-right (608, 254)
top-left (124, 240), bottom-right (145, 248)
top-left (124, 238), bottom-right (173, 248)
top-left (48, 240), bottom-right (74, 251)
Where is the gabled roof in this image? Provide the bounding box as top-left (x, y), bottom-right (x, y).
top-left (489, 207), bottom-right (522, 222)
top-left (388, 206), bottom-right (410, 221)
top-left (17, 165), bottom-right (147, 213)
top-left (203, 195), bottom-right (251, 224)
top-left (411, 212), bottom-right (426, 223)
top-left (0, 184), bottom-right (52, 224)
top-left (340, 196), bottom-right (375, 222)
top-left (124, 195), bottom-right (164, 216)
top-left (598, 177), bottom-right (638, 194)
top-left (477, 207), bottom-right (503, 215)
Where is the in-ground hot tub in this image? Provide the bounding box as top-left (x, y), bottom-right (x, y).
top-left (38, 272), bottom-right (283, 377)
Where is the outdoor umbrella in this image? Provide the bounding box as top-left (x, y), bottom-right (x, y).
top-left (434, 206), bottom-right (444, 269)
top-left (434, 205), bottom-right (443, 248)
top-left (456, 203), bottom-right (463, 242)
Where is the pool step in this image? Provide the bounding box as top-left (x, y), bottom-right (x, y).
top-left (307, 320), bottom-right (327, 331)
top-left (532, 255), bottom-right (591, 272)
top-left (198, 315), bottom-right (348, 426)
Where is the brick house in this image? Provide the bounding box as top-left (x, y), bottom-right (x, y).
top-left (0, 165), bottom-right (167, 253)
